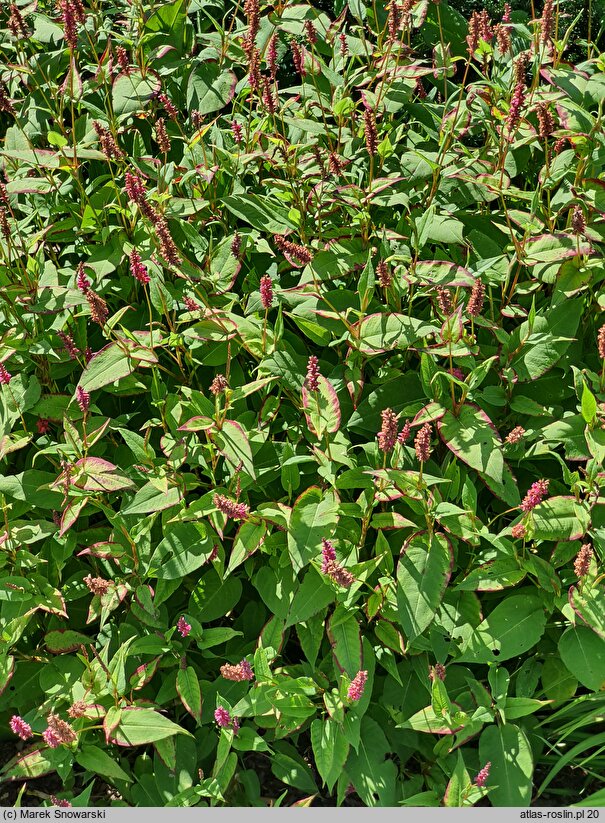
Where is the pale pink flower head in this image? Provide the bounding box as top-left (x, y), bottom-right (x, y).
top-left (10, 716), bottom-right (32, 740)
top-left (177, 616), bottom-right (191, 637)
top-left (220, 659), bottom-right (254, 681)
top-left (377, 408), bottom-right (398, 453)
top-left (475, 761), bottom-right (491, 787)
top-left (520, 479), bottom-right (549, 512)
top-left (511, 522), bottom-right (527, 539)
top-left (347, 670), bottom-right (368, 701)
top-left (574, 543), bottom-right (593, 578)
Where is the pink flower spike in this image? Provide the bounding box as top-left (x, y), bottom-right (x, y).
top-left (10, 716), bottom-right (32, 740)
top-left (50, 797), bottom-right (72, 808)
top-left (177, 616), bottom-right (191, 638)
top-left (76, 386), bottom-right (90, 413)
top-left (347, 670), bottom-right (368, 701)
top-left (42, 728), bottom-right (61, 749)
top-left (475, 761), bottom-right (491, 787)
top-left (76, 263), bottom-right (90, 293)
top-left (0, 362), bottom-right (12, 385)
top-left (321, 538), bottom-right (336, 573)
top-left (520, 479), bottom-right (549, 512)
top-left (214, 707), bottom-right (231, 728)
top-left (129, 248), bottom-right (150, 284)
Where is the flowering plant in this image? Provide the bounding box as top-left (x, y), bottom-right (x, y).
top-left (0, 0), bottom-right (604, 809)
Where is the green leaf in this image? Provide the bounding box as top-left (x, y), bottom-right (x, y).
top-left (78, 341), bottom-right (156, 394)
top-left (45, 630), bottom-right (91, 653)
top-left (176, 667), bottom-right (203, 724)
top-left (455, 559), bottom-right (526, 591)
top-left (456, 593), bottom-right (546, 664)
top-left (150, 522), bottom-right (217, 579)
top-left (221, 194), bottom-right (297, 234)
top-left (270, 751), bottom-right (317, 794)
top-left (356, 313), bottom-right (436, 354)
top-left (213, 420), bottom-right (256, 480)
top-left (286, 568), bottom-right (334, 628)
top-left (438, 404), bottom-right (519, 507)
top-left (310, 719), bottom-right (350, 792)
top-left (112, 69), bottom-right (162, 116)
top-left (187, 64), bottom-right (237, 115)
top-left (327, 607), bottom-right (362, 676)
top-left (504, 299), bottom-right (582, 382)
top-left (105, 708), bottom-right (192, 746)
top-left (123, 483), bottom-right (182, 515)
top-left (227, 520), bottom-right (266, 575)
top-left (302, 375), bottom-right (341, 437)
top-left (0, 745), bottom-right (60, 782)
top-left (287, 487), bottom-right (338, 574)
top-left (569, 585), bottom-right (605, 639)
top-left (479, 723), bottom-right (533, 806)
top-left (531, 497), bottom-right (590, 541)
top-left (396, 533), bottom-right (453, 641)
top-left (345, 717), bottom-right (398, 806)
top-left (581, 382), bottom-right (598, 423)
top-left (75, 745), bottom-right (132, 784)
top-left (444, 751), bottom-right (472, 807)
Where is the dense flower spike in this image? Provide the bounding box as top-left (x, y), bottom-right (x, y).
top-left (76, 386), bottom-right (90, 413)
top-left (86, 290), bottom-right (109, 326)
top-left (10, 715), bottom-right (32, 740)
top-left (520, 479), bottom-right (549, 512)
top-left (376, 260), bottom-right (392, 288)
top-left (306, 355), bottom-right (320, 391)
top-left (506, 81), bottom-right (526, 137)
top-left (323, 559), bottom-right (354, 588)
top-left (0, 363), bottom-right (12, 385)
top-left (506, 426), bottom-right (525, 444)
top-left (76, 263), bottom-right (90, 293)
top-left (571, 205), bottom-right (586, 235)
top-left (84, 575), bottom-right (111, 595)
top-left (92, 121), bottom-right (123, 160)
top-left (387, 0), bottom-right (401, 42)
top-left (267, 34), bottom-right (278, 78)
top-left (290, 41), bottom-right (305, 76)
top-left (0, 83), bottom-right (15, 116)
top-left (155, 117), bottom-right (171, 154)
top-left (321, 538), bottom-right (337, 572)
top-left (377, 408), bottom-right (399, 453)
top-left (213, 493), bottom-right (249, 520)
top-left (129, 248), bottom-right (150, 284)
top-left (511, 523), bottom-right (527, 539)
top-left (466, 11), bottom-right (480, 53)
top-left (536, 103), bottom-right (555, 139)
top-left (414, 423), bottom-right (432, 463)
top-left (363, 108), bottom-right (378, 156)
top-left (339, 32), bottom-right (348, 57)
top-left (214, 707), bottom-right (231, 728)
top-left (67, 701), bottom-right (88, 719)
top-left (43, 713), bottom-right (77, 747)
top-left (304, 20), bottom-right (317, 45)
top-left (115, 45), bottom-right (129, 70)
top-left (210, 374), bottom-right (228, 395)
top-left (50, 798), bottom-right (72, 808)
top-left (177, 616), bottom-right (191, 637)
top-left (231, 232), bottom-right (242, 258)
top-left (574, 544), bottom-right (593, 578)
top-left (158, 93), bottom-right (178, 119)
top-left (58, 330), bottom-right (79, 359)
top-left (398, 420), bottom-right (411, 444)
top-left (430, 663), bottom-right (447, 681)
top-left (467, 279), bottom-right (485, 317)
top-left (220, 660), bottom-right (254, 681)
top-left (347, 670), bottom-right (368, 701)
top-left (155, 216), bottom-right (181, 267)
top-left (37, 418), bottom-right (51, 434)
top-left (8, 5), bottom-right (30, 38)
top-left (598, 325), bottom-right (605, 359)
top-left (436, 286), bottom-right (453, 315)
top-left (274, 235), bottom-right (313, 265)
top-left (475, 762), bottom-right (491, 787)
top-left (260, 275), bottom-right (273, 309)
top-left (540, 0), bottom-right (554, 46)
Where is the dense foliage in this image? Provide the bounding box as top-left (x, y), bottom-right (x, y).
top-left (1, 0), bottom-right (605, 808)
